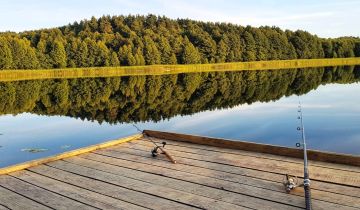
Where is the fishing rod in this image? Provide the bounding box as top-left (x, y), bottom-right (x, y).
top-left (283, 101), bottom-right (312, 210)
top-left (132, 124), bottom-right (177, 164)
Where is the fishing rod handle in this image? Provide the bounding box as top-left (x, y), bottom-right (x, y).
top-left (160, 148), bottom-right (177, 164)
top-left (304, 185), bottom-right (312, 210)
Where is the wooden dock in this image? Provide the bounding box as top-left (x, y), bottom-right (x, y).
top-left (0, 130), bottom-right (359, 210)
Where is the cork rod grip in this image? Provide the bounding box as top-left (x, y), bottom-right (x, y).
top-left (160, 148), bottom-right (177, 164)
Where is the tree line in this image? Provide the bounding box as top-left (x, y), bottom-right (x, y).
top-left (0, 15), bottom-right (360, 70)
top-left (1, 66), bottom-right (359, 123)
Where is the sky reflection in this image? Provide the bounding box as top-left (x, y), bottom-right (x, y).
top-left (0, 83), bottom-right (359, 168)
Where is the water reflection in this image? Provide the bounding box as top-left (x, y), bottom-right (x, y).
top-left (1, 66), bottom-right (359, 123)
top-left (0, 66), bottom-right (359, 167)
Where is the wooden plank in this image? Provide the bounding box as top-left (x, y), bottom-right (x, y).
top-left (0, 134), bottom-right (142, 175)
top-left (136, 138), bottom-right (360, 178)
top-left (67, 155), bottom-right (304, 210)
top-left (125, 140), bottom-right (360, 187)
top-left (129, 139), bottom-right (360, 187)
top-left (46, 160), bottom-right (250, 210)
top-left (11, 170), bottom-right (147, 210)
top-left (29, 164), bottom-right (195, 210)
top-left (0, 204), bottom-right (9, 210)
top-left (144, 130), bottom-right (360, 166)
top-left (80, 153), bottom-right (360, 209)
top-left (0, 175), bottom-right (95, 209)
top-left (139, 137), bottom-right (360, 173)
top-left (0, 186), bottom-right (50, 210)
top-left (91, 150), bottom-right (360, 208)
top-left (107, 145), bottom-right (360, 198)
top-left (95, 148), bottom-right (284, 191)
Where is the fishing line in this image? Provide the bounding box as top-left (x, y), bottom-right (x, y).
top-left (283, 99), bottom-right (312, 210)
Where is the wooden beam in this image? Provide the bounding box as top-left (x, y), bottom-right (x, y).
top-left (143, 130), bottom-right (360, 166)
top-left (0, 134), bottom-right (142, 175)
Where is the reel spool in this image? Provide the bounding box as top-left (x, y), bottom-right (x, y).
top-left (283, 174), bottom-right (301, 193)
top-left (151, 142), bottom-right (167, 157)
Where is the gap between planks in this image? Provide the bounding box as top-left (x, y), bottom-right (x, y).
top-left (111, 141), bottom-right (360, 198)
top-left (64, 156), bottom-right (307, 209)
top-left (89, 145), bottom-right (360, 208)
top-left (43, 160), bottom-right (253, 210)
top-left (82, 151), bottom-right (360, 209)
top-left (126, 138), bottom-right (360, 187)
top-left (9, 170), bottom-right (148, 210)
top-left (141, 137), bottom-right (360, 173)
top-left (27, 164), bottom-right (198, 210)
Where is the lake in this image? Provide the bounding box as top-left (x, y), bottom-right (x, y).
top-left (0, 65), bottom-right (359, 168)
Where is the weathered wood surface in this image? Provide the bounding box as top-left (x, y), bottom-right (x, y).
top-left (95, 146), bottom-right (360, 208)
top-left (144, 130), bottom-right (360, 166)
top-left (11, 170), bottom-right (146, 210)
top-left (143, 133), bottom-right (360, 173)
top-left (0, 175), bottom-right (95, 209)
top-left (0, 130), bottom-right (359, 209)
top-left (108, 143), bottom-right (360, 198)
top-left (132, 138), bottom-right (360, 187)
top-left (64, 156), bottom-right (298, 210)
top-left (0, 186), bottom-right (50, 210)
top-left (29, 165), bottom-right (191, 210)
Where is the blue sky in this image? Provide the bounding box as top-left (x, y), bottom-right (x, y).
top-left (0, 0), bottom-right (359, 38)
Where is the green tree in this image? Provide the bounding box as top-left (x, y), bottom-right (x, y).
top-left (169, 53), bottom-right (177, 64)
top-left (76, 41), bottom-right (89, 67)
top-left (36, 40), bottom-right (51, 68)
top-left (158, 36), bottom-right (174, 64)
top-left (85, 38), bottom-right (98, 66)
top-left (227, 33), bottom-right (242, 61)
top-left (215, 39), bottom-right (228, 63)
top-left (99, 16), bottom-right (113, 33)
top-left (355, 42), bottom-right (360, 57)
top-left (134, 48), bottom-right (145, 65)
top-left (1, 14), bottom-right (359, 69)
top-left (50, 40), bottom-right (67, 68)
top-left (322, 40), bottom-right (334, 58)
top-left (289, 30), bottom-right (324, 59)
top-left (242, 31), bottom-right (256, 61)
top-left (0, 37), bottom-right (13, 69)
top-left (249, 28), bottom-right (269, 60)
top-left (89, 16), bottom-right (99, 32)
top-left (181, 37), bottom-right (201, 64)
top-left (9, 38), bottom-right (39, 69)
top-left (65, 38), bottom-right (80, 67)
top-left (94, 41), bottom-right (110, 66)
top-left (118, 44), bottom-right (136, 66)
top-left (334, 40), bottom-right (355, 58)
top-left (143, 36), bottom-right (161, 65)
top-left (109, 51), bottom-right (120, 66)
top-left (186, 25), bottom-right (217, 63)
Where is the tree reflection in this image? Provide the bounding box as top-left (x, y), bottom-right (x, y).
top-left (0, 66), bottom-right (359, 124)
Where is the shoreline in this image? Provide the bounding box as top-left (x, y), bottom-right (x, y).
top-left (1, 57), bottom-right (360, 82)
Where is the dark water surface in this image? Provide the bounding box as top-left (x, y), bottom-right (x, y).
top-left (0, 66), bottom-right (359, 167)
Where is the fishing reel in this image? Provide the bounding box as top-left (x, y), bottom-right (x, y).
top-left (283, 174), bottom-right (302, 193)
top-left (150, 141), bottom-right (177, 164)
top-left (151, 141), bottom-right (167, 157)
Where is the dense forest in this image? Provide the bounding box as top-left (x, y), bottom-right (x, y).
top-left (1, 66), bottom-right (359, 123)
top-left (0, 15), bottom-right (360, 70)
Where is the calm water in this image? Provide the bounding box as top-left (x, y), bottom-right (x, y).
top-left (0, 66), bottom-right (359, 168)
